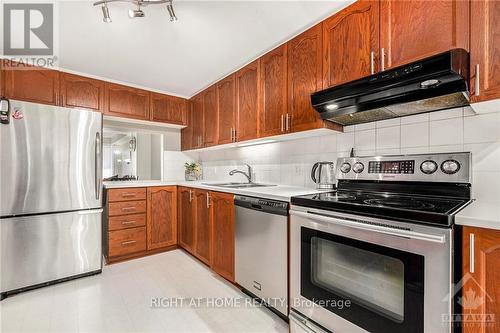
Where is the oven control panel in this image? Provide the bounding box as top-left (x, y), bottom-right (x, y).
top-left (336, 152), bottom-right (470, 183)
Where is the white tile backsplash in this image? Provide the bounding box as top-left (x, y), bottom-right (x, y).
top-left (164, 107), bottom-right (500, 202)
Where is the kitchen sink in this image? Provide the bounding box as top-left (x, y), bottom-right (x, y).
top-left (203, 182), bottom-right (276, 189)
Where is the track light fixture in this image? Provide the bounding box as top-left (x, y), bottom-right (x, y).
top-left (94, 0), bottom-right (178, 22)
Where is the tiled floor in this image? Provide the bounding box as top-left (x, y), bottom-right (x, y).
top-left (1, 250), bottom-right (289, 333)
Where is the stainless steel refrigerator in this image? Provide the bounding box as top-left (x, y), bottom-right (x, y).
top-left (0, 100), bottom-right (103, 299)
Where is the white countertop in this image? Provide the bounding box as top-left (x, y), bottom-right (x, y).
top-left (103, 180), bottom-right (326, 202)
top-left (455, 199), bottom-right (500, 231)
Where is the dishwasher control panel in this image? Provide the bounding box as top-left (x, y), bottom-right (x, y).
top-left (234, 195), bottom-right (288, 215)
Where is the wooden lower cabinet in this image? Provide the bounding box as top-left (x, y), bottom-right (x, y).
top-left (462, 226), bottom-right (500, 333)
top-left (210, 192), bottom-right (235, 282)
top-left (178, 188), bottom-right (235, 282)
top-left (105, 186), bottom-right (177, 263)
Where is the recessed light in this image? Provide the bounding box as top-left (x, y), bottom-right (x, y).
top-left (325, 104), bottom-right (339, 111)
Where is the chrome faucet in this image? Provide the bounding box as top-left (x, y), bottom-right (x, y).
top-left (229, 164), bottom-right (253, 183)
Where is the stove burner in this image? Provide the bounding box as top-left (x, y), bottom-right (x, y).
top-left (320, 192), bottom-right (357, 201)
top-left (363, 198), bottom-right (435, 210)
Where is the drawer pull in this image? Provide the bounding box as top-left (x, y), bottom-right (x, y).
top-left (121, 240), bottom-right (137, 246)
top-left (122, 207), bottom-right (136, 211)
top-left (121, 193), bottom-right (137, 198)
top-left (121, 221), bottom-right (136, 225)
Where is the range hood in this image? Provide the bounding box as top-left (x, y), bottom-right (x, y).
top-left (311, 49), bottom-right (470, 126)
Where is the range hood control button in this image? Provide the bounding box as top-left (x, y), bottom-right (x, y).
top-left (420, 160), bottom-right (438, 174)
top-left (340, 162), bottom-right (351, 173)
top-left (353, 162), bottom-right (364, 173)
top-left (441, 160), bottom-right (460, 174)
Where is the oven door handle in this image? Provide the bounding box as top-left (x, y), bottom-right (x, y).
top-left (291, 210), bottom-right (446, 244)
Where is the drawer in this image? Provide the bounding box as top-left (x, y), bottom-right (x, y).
top-left (108, 200), bottom-right (146, 216)
top-left (108, 188), bottom-right (146, 202)
top-left (108, 213), bottom-right (146, 231)
top-left (108, 227), bottom-right (146, 257)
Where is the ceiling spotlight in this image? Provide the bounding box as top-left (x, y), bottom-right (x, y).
top-left (129, 5), bottom-right (145, 18)
top-left (166, 0), bottom-right (177, 22)
top-left (101, 2), bottom-right (112, 23)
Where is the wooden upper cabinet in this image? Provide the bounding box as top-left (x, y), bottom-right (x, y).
top-left (194, 189), bottom-right (211, 265)
top-left (3, 64), bottom-right (59, 105)
top-left (462, 226), bottom-right (500, 333)
top-left (323, 0), bottom-right (379, 88)
top-left (287, 23), bottom-right (324, 132)
top-left (380, 0), bottom-right (469, 70)
top-left (217, 75), bottom-right (236, 145)
top-left (191, 93), bottom-right (204, 149)
top-left (260, 45), bottom-right (288, 137)
top-left (147, 186), bottom-right (177, 250)
top-left (203, 86), bottom-right (218, 147)
top-left (470, 0), bottom-right (500, 102)
top-left (210, 191), bottom-right (235, 282)
top-left (178, 187), bottom-right (195, 252)
top-left (60, 73), bottom-right (104, 112)
top-left (150, 93), bottom-right (187, 125)
top-left (181, 102), bottom-right (193, 151)
top-left (104, 82), bottom-right (150, 120)
top-left (236, 60), bottom-right (260, 142)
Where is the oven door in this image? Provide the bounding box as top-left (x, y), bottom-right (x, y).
top-left (290, 206), bottom-right (453, 333)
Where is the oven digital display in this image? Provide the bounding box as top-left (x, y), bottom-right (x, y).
top-left (368, 160), bottom-right (415, 174)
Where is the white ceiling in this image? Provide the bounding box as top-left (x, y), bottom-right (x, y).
top-left (54, 1), bottom-right (353, 98)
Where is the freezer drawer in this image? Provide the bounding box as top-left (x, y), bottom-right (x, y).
top-left (1, 209), bottom-right (102, 294)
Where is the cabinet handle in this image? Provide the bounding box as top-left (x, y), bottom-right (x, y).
top-left (230, 128), bottom-right (234, 142)
top-left (189, 190), bottom-right (193, 202)
top-left (122, 207), bottom-right (136, 211)
top-left (281, 114), bottom-right (285, 132)
top-left (475, 64), bottom-right (480, 96)
top-left (370, 51), bottom-right (375, 75)
top-left (206, 192), bottom-right (211, 208)
top-left (121, 221), bottom-right (136, 225)
top-left (121, 193), bottom-right (137, 198)
top-left (470, 233), bottom-right (475, 273)
top-left (121, 240), bottom-right (137, 246)
top-left (233, 128), bottom-right (237, 142)
top-left (380, 48), bottom-right (385, 71)
top-left (286, 114), bottom-right (291, 131)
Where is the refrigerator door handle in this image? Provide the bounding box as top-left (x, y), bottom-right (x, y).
top-left (95, 132), bottom-right (102, 200)
top-left (78, 208), bottom-right (104, 215)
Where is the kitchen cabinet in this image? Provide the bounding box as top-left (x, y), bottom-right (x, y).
top-left (259, 45), bottom-right (288, 137)
top-left (287, 23), bottom-right (324, 132)
top-left (203, 85), bottom-right (218, 147)
top-left (323, 0), bottom-right (379, 88)
top-left (181, 102), bottom-right (193, 150)
top-left (60, 72), bottom-right (105, 112)
top-left (191, 93), bottom-right (205, 149)
top-left (210, 191), bottom-right (235, 282)
top-left (150, 92), bottom-right (187, 125)
top-left (235, 60), bottom-right (260, 142)
top-left (217, 74), bottom-right (236, 144)
top-left (462, 226), bottom-right (500, 333)
top-left (3, 64), bottom-right (60, 105)
top-left (193, 189), bottom-right (211, 265)
top-left (379, 0), bottom-right (469, 70)
top-left (147, 186), bottom-right (177, 250)
top-left (470, 0), bottom-right (500, 102)
top-left (104, 82), bottom-right (150, 120)
top-left (178, 187), bottom-right (195, 252)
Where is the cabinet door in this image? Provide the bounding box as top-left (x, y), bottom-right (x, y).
top-left (3, 64), bottom-right (59, 105)
top-left (470, 0), bottom-right (500, 102)
top-left (260, 45), bottom-right (287, 137)
top-left (181, 102), bottom-right (193, 151)
top-left (147, 186), bottom-right (177, 250)
top-left (236, 60), bottom-right (260, 142)
top-left (150, 93), bottom-right (187, 125)
top-left (191, 94), bottom-right (204, 149)
top-left (287, 23), bottom-right (323, 132)
top-left (210, 192), bottom-right (234, 282)
top-left (203, 86), bottom-right (218, 147)
top-left (217, 75), bottom-right (236, 145)
top-left (193, 190), bottom-right (211, 265)
top-left (380, 0), bottom-right (469, 70)
top-left (178, 187), bottom-right (195, 252)
top-left (104, 82), bottom-right (150, 120)
top-left (323, 0), bottom-right (379, 88)
top-left (463, 226), bottom-right (500, 333)
top-left (60, 73), bottom-right (104, 112)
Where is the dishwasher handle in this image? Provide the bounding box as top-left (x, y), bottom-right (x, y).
top-left (234, 195), bottom-right (288, 216)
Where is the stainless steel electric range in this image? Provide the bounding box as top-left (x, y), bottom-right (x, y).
top-left (289, 153), bottom-right (472, 333)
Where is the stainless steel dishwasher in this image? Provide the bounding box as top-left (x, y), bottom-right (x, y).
top-left (235, 195), bottom-right (288, 317)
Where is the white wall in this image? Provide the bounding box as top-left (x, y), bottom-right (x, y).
top-left (195, 106), bottom-right (500, 201)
